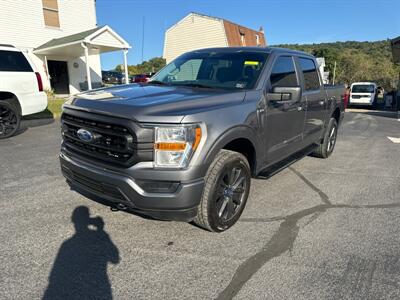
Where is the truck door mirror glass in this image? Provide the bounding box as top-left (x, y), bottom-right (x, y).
top-left (267, 86), bottom-right (302, 102)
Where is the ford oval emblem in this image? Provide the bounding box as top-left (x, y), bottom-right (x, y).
top-left (77, 128), bottom-right (94, 143)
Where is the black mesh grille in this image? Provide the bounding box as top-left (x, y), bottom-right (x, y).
top-left (62, 166), bottom-right (126, 201)
top-left (62, 113), bottom-right (138, 166)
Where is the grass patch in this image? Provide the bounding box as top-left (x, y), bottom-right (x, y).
top-left (24, 98), bottom-right (66, 120)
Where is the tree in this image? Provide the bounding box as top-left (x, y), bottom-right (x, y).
top-left (115, 57), bottom-right (166, 75)
top-left (274, 40), bottom-right (399, 90)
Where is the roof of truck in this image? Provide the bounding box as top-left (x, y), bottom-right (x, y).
top-left (190, 46), bottom-right (313, 57)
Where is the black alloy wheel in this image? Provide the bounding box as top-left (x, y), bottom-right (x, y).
top-left (194, 149), bottom-right (251, 232)
top-left (0, 102), bottom-right (21, 139)
top-left (215, 164), bottom-right (247, 222)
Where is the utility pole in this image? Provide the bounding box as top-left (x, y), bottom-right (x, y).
top-left (332, 61), bottom-right (337, 85)
top-left (141, 16), bottom-right (145, 63)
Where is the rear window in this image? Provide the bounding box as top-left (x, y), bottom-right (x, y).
top-left (0, 50), bottom-right (33, 72)
top-left (299, 58), bottom-right (320, 91)
top-left (351, 85), bottom-right (375, 93)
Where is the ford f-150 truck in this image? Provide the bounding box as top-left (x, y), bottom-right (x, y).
top-left (60, 47), bottom-right (344, 232)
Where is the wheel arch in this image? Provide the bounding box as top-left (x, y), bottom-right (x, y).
top-left (332, 106), bottom-right (341, 125)
top-left (204, 126), bottom-right (259, 176)
top-left (0, 92), bottom-right (21, 115)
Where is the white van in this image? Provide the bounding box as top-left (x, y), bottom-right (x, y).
top-left (0, 45), bottom-right (47, 139)
top-left (349, 82), bottom-right (377, 107)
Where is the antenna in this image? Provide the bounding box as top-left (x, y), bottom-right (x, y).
top-left (141, 16), bottom-right (145, 63)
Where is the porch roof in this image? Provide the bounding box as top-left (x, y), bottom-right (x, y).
top-left (33, 25), bottom-right (131, 57)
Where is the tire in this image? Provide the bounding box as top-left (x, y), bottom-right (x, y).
top-left (312, 118), bottom-right (338, 159)
top-left (0, 100), bottom-right (21, 139)
top-left (194, 149), bottom-right (251, 232)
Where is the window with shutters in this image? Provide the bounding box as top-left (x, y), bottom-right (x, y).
top-left (42, 0), bottom-right (60, 28)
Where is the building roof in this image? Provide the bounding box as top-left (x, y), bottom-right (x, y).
top-left (167, 12), bottom-right (264, 35)
top-left (33, 25), bottom-right (131, 56)
top-left (35, 26), bottom-right (106, 51)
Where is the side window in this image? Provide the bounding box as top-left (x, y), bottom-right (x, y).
top-left (0, 51), bottom-right (33, 72)
top-left (270, 56), bottom-right (298, 88)
top-left (299, 58), bottom-right (320, 91)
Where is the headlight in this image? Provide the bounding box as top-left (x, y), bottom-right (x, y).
top-left (154, 125), bottom-right (202, 168)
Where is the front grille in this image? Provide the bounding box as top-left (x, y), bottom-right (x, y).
top-left (62, 166), bottom-right (126, 201)
top-left (61, 111), bottom-right (154, 167)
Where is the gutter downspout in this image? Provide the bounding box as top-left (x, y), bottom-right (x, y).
top-left (81, 42), bottom-right (92, 90)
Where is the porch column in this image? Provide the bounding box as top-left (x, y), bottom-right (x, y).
top-left (82, 43), bottom-right (92, 90)
top-left (123, 49), bottom-right (129, 84)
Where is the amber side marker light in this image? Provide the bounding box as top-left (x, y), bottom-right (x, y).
top-left (154, 142), bottom-right (186, 151)
top-left (193, 127), bottom-right (202, 150)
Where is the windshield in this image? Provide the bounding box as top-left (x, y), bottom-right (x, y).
top-left (351, 84), bottom-right (375, 93)
top-left (151, 51), bottom-right (269, 90)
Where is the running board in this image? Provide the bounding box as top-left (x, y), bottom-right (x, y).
top-left (256, 144), bottom-right (318, 179)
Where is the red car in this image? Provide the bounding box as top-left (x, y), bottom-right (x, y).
top-left (134, 74), bottom-right (151, 83)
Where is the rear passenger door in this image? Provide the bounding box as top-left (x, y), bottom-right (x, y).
top-left (265, 55), bottom-right (306, 164)
top-left (297, 57), bottom-right (326, 143)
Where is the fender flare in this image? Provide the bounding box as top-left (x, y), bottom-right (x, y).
top-left (203, 125), bottom-right (260, 171)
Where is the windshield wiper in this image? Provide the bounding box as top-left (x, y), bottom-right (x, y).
top-left (146, 80), bottom-right (168, 85)
top-left (175, 83), bottom-right (215, 89)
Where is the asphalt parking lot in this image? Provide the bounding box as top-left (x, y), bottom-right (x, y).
top-left (1, 111), bottom-right (400, 299)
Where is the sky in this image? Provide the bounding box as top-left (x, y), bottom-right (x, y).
top-left (96, 0), bottom-right (400, 70)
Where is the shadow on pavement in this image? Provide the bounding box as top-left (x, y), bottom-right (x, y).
top-left (346, 108), bottom-right (399, 119)
top-left (43, 206), bottom-right (120, 300)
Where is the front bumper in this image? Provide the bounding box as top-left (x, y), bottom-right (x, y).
top-left (60, 152), bottom-right (204, 221)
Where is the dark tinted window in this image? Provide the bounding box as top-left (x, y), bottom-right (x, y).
top-left (299, 58), bottom-right (320, 90)
top-left (351, 84), bottom-right (375, 93)
top-left (0, 50), bottom-right (33, 72)
top-left (270, 56), bottom-right (298, 88)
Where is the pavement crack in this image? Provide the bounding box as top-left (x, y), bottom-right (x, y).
top-left (289, 166), bottom-right (331, 205)
top-left (216, 204), bottom-right (329, 300)
top-left (219, 164), bottom-right (400, 300)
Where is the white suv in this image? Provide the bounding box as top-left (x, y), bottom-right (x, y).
top-left (0, 45), bottom-right (47, 138)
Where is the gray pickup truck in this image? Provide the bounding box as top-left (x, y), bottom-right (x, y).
top-left (60, 47), bottom-right (344, 232)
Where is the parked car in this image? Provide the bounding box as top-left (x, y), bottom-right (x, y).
top-left (134, 74), bottom-right (152, 83)
top-left (0, 44), bottom-right (47, 139)
top-left (60, 47), bottom-right (344, 232)
top-left (349, 82), bottom-right (377, 107)
top-left (102, 71), bottom-right (125, 85)
top-left (129, 75), bottom-right (136, 83)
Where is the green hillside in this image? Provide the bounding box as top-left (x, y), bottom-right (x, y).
top-left (273, 40), bottom-right (399, 90)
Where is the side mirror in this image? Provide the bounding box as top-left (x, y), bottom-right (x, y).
top-left (267, 86), bottom-right (302, 102)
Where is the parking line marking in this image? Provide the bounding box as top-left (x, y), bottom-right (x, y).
top-left (387, 136), bottom-right (400, 143)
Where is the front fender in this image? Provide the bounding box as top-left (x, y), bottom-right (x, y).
top-left (203, 125), bottom-right (260, 171)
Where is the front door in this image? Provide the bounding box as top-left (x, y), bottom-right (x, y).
top-left (48, 60), bottom-right (70, 94)
top-left (265, 55), bottom-right (306, 164)
top-left (297, 57), bottom-right (326, 143)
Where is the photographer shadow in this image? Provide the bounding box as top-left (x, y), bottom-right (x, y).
top-left (43, 206), bottom-right (120, 300)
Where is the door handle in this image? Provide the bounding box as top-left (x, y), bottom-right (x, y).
top-left (258, 108), bottom-right (265, 113)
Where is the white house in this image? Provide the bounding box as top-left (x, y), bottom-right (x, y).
top-left (316, 57), bottom-right (329, 84)
top-left (0, 0), bottom-right (131, 95)
top-left (163, 12), bottom-right (266, 63)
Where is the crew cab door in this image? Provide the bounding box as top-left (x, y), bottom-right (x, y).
top-left (297, 57), bottom-right (327, 143)
top-left (264, 55), bottom-right (306, 164)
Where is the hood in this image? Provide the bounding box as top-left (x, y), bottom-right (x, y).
top-left (65, 84), bottom-right (246, 123)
